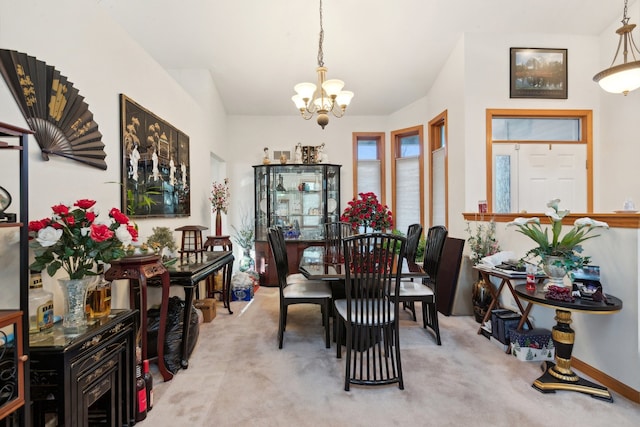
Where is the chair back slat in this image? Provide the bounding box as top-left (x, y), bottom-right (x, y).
top-left (323, 221), bottom-right (353, 263)
top-left (405, 223), bottom-right (423, 263)
top-left (422, 225), bottom-right (448, 281)
top-left (267, 227), bottom-right (289, 295)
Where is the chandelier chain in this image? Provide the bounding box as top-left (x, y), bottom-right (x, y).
top-left (317, 0), bottom-right (324, 67)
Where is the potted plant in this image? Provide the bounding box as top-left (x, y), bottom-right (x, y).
top-left (507, 199), bottom-right (609, 288)
top-left (231, 215), bottom-right (255, 272)
top-left (145, 226), bottom-right (178, 263)
top-left (465, 219), bottom-right (501, 323)
top-left (340, 192), bottom-right (393, 233)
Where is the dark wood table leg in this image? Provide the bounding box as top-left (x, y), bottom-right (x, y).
top-left (181, 286), bottom-right (195, 369)
top-left (223, 258), bottom-right (233, 314)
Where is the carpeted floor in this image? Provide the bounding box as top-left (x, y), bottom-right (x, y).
top-left (140, 287), bottom-right (640, 426)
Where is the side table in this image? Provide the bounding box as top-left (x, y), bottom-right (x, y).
top-left (474, 266), bottom-right (537, 341)
top-left (105, 254), bottom-right (173, 381)
top-left (204, 235), bottom-right (233, 314)
top-left (514, 284), bottom-right (622, 401)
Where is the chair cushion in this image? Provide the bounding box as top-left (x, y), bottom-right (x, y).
top-left (390, 281), bottom-right (435, 298)
top-left (283, 280), bottom-right (332, 299)
top-left (286, 273), bottom-right (309, 284)
top-left (334, 299), bottom-right (395, 325)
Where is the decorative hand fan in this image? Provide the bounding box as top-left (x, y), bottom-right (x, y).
top-left (0, 49), bottom-right (107, 170)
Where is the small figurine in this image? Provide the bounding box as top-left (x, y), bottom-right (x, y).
top-left (280, 152), bottom-right (288, 164)
top-left (294, 143), bottom-right (303, 164)
top-left (263, 147), bottom-right (271, 164)
top-left (316, 143), bottom-right (328, 163)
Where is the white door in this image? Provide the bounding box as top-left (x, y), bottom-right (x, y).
top-left (493, 143), bottom-right (586, 213)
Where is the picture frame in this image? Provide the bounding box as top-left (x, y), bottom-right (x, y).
top-left (120, 94), bottom-right (191, 218)
top-left (510, 48), bottom-right (567, 99)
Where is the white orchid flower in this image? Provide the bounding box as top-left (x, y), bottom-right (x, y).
top-left (574, 217), bottom-right (609, 228)
top-left (36, 226), bottom-right (63, 247)
top-left (507, 217), bottom-right (540, 226)
top-left (545, 210), bottom-right (561, 221)
top-left (547, 199), bottom-right (561, 210)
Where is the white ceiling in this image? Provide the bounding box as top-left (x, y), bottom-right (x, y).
top-left (97, 0), bottom-right (626, 117)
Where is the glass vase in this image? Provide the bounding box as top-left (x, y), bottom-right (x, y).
top-left (58, 277), bottom-right (92, 334)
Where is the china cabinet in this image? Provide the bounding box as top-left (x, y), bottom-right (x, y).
top-left (0, 122), bottom-right (32, 426)
top-left (253, 164), bottom-right (341, 286)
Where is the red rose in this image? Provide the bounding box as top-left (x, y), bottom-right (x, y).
top-left (51, 204), bottom-right (69, 216)
top-left (109, 208), bottom-right (130, 225)
top-left (74, 199), bottom-right (96, 210)
top-left (28, 219), bottom-right (49, 232)
top-left (85, 211), bottom-right (96, 223)
top-left (90, 223), bottom-right (114, 242)
top-left (65, 216), bottom-right (75, 227)
top-left (127, 224), bottom-right (139, 241)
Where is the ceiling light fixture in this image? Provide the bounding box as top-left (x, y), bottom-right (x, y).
top-left (593, 0), bottom-right (640, 95)
top-left (292, 0), bottom-right (353, 129)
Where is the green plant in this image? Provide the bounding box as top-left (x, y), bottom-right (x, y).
top-left (231, 214), bottom-right (255, 250)
top-left (145, 226), bottom-right (177, 254)
top-left (507, 199), bottom-right (609, 271)
top-left (465, 220), bottom-right (500, 265)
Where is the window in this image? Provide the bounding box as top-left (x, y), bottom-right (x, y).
top-left (352, 132), bottom-right (385, 203)
top-left (486, 109), bottom-right (593, 213)
top-left (391, 125), bottom-right (424, 233)
top-left (429, 111), bottom-right (447, 227)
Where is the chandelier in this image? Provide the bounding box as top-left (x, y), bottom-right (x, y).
top-left (291, 0), bottom-right (354, 129)
top-left (593, 0), bottom-right (640, 95)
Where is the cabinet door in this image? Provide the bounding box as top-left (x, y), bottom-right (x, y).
top-left (0, 311), bottom-right (25, 420)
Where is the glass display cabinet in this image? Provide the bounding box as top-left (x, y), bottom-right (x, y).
top-left (253, 163), bottom-right (341, 286)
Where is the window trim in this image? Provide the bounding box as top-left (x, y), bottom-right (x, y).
top-left (486, 108), bottom-right (593, 213)
top-left (391, 125), bottom-right (424, 230)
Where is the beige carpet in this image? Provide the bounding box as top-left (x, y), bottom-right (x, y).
top-left (140, 287), bottom-right (639, 426)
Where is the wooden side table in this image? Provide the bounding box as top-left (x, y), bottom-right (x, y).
top-left (104, 254), bottom-right (173, 381)
top-left (203, 235), bottom-right (233, 314)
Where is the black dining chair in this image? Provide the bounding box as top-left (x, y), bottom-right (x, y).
top-left (323, 221), bottom-right (353, 264)
top-left (405, 223), bottom-right (423, 264)
top-left (267, 227), bottom-right (332, 349)
top-left (390, 225), bottom-right (447, 344)
top-left (334, 232), bottom-right (407, 391)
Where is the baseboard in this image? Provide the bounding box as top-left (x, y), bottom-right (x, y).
top-left (572, 357), bottom-right (640, 404)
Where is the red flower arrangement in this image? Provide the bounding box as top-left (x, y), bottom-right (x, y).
top-left (340, 192), bottom-right (393, 232)
top-left (28, 199), bottom-right (138, 279)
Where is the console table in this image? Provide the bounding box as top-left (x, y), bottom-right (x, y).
top-left (514, 284), bottom-right (622, 401)
top-left (158, 250), bottom-right (234, 369)
top-left (29, 309), bottom-right (137, 427)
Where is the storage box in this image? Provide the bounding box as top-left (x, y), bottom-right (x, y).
top-left (231, 285), bottom-right (254, 301)
top-left (491, 309), bottom-right (521, 345)
top-left (194, 298), bottom-right (217, 322)
top-left (510, 328), bottom-right (555, 362)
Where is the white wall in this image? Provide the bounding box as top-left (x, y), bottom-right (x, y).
top-left (0, 0), bottom-right (227, 310)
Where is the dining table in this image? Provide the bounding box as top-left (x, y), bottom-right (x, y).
top-left (298, 246), bottom-right (428, 284)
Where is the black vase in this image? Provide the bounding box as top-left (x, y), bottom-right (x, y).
top-left (472, 274), bottom-right (492, 323)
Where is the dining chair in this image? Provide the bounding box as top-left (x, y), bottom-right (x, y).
top-left (323, 221), bottom-right (353, 264)
top-left (267, 227), bottom-right (332, 349)
top-left (335, 232), bottom-right (407, 391)
top-left (405, 223), bottom-right (423, 264)
top-left (390, 225), bottom-right (447, 345)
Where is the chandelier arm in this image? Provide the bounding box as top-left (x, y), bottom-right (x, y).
top-left (627, 32), bottom-right (640, 62)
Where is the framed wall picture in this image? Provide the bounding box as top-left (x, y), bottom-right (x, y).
top-left (510, 48), bottom-right (567, 99)
top-left (120, 94), bottom-right (190, 218)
